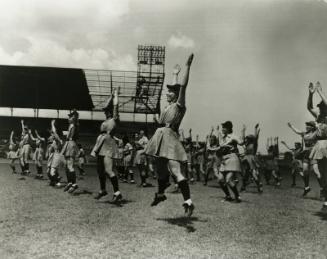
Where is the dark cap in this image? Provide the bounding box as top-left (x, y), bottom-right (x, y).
top-left (68, 109), bottom-right (79, 118)
top-left (221, 121), bottom-right (233, 130)
top-left (166, 83), bottom-right (181, 92)
top-left (305, 121), bottom-right (316, 128)
top-left (317, 101), bottom-right (327, 108)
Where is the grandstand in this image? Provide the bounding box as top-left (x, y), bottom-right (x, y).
top-left (0, 45), bottom-right (165, 154)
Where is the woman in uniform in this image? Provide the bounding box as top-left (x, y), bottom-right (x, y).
top-left (306, 82), bottom-right (327, 210)
top-left (145, 54), bottom-right (195, 216)
top-left (216, 121), bottom-right (244, 202)
top-left (8, 131), bottom-right (19, 174)
top-left (19, 120), bottom-right (32, 175)
top-left (134, 130), bottom-right (150, 187)
top-left (91, 89), bottom-right (123, 203)
top-left (62, 110), bottom-right (79, 193)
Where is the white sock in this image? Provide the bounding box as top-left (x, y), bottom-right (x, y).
top-left (185, 199), bottom-right (192, 206)
top-left (114, 191), bottom-right (121, 196)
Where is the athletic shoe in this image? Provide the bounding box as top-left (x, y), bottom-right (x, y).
top-left (258, 187), bottom-right (263, 193)
top-left (94, 191), bottom-right (108, 200)
top-left (151, 193), bottom-right (167, 206)
top-left (183, 203), bottom-right (195, 217)
top-left (68, 185), bottom-right (78, 193)
top-left (190, 178), bottom-right (195, 184)
top-left (223, 196), bottom-right (234, 202)
top-left (235, 196), bottom-right (242, 203)
top-left (55, 182), bottom-right (62, 188)
top-left (130, 180), bottom-right (135, 184)
top-left (112, 193), bottom-right (123, 204)
top-left (303, 187), bottom-right (311, 197)
top-left (63, 183), bottom-right (73, 192)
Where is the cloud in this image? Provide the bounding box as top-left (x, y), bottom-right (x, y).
top-left (0, 0), bottom-right (134, 70)
top-left (168, 34), bottom-right (195, 49)
top-left (0, 38), bottom-right (135, 70)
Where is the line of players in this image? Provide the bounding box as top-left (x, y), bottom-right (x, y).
top-left (7, 117), bottom-right (289, 202)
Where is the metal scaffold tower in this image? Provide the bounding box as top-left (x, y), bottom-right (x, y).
top-left (84, 45), bottom-right (165, 115)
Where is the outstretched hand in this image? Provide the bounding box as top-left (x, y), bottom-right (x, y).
top-left (309, 82), bottom-right (315, 94)
top-left (316, 81), bottom-right (322, 92)
top-left (287, 122), bottom-right (292, 128)
top-left (255, 123), bottom-right (259, 129)
top-left (173, 64), bottom-right (181, 75)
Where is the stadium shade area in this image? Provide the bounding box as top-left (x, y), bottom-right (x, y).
top-left (0, 65), bottom-right (94, 110)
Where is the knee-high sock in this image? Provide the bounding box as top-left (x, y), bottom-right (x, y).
top-left (66, 169), bottom-right (71, 183)
top-left (158, 177), bottom-right (169, 194)
top-left (292, 173), bottom-right (296, 185)
top-left (230, 184), bottom-right (240, 198)
top-left (110, 176), bottom-right (119, 192)
top-left (219, 182), bottom-right (231, 197)
top-left (70, 171), bottom-right (76, 184)
top-left (178, 179), bottom-right (191, 201)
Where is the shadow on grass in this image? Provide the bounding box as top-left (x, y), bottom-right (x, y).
top-left (157, 216), bottom-right (207, 233)
top-left (207, 185), bottom-right (221, 189)
top-left (313, 211), bottom-right (327, 221)
top-left (73, 189), bottom-right (94, 196)
top-left (100, 199), bottom-right (135, 207)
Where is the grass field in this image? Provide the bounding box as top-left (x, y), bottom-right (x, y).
top-left (0, 162), bottom-right (326, 259)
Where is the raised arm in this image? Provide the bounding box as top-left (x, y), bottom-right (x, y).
top-left (240, 124), bottom-right (246, 144)
top-left (9, 131), bottom-right (14, 145)
top-left (177, 54), bottom-right (194, 107)
top-left (29, 129), bottom-right (37, 141)
top-left (180, 129), bottom-right (185, 142)
top-left (254, 124), bottom-right (260, 153)
top-left (280, 140), bottom-right (292, 151)
top-left (35, 130), bottom-right (45, 142)
top-left (188, 128), bottom-right (192, 141)
top-left (113, 88), bottom-right (119, 121)
top-left (287, 122), bottom-right (303, 136)
top-left (254, 123), bottom-right (260, 139)
top-left (153, 114), bottom-right (159, 125)
top-left (51, 120), bottom-right (62, 144)
top-left (307, 82), bottom-right (319, 118)
top-left (21, 120), bottom-right (25, 133)
top-left (216, 125), bottom-right (222, 145)
top-left (266, 138), bottom-right (269, 151)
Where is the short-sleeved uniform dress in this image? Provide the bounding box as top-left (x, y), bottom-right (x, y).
top-left (145, 102), bottom-right (187, 162)
top-left (19, 132), bottom-right (32, 161)
top-left (309, 119), bottom-right (327, 160)
top-left (219, 134), bottom-right (242, 173)
top-left (62, 124), bottom-right (79, 159)
top-left (134, 136), bottom-right (149, 165)
top-left (243, 142), bottom-right (260, 171)
top-left (92, 118), bottom-right (119, 159)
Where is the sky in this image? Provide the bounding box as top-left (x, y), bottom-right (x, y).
top-left (1, 0), bottom-right (327, 152)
